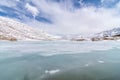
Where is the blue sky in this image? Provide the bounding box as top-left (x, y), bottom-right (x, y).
top-left (0, 0), bottom-right (120, 35)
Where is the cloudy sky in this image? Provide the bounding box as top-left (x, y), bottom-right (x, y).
top-left (0, 0), bottom-right (120, 35)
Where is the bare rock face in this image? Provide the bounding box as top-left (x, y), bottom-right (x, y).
top-left (0, 16), bottom-right (55, 41)
top-left (71, 38), bottom-right (86, 41)
top-left (0, 35), bottom-right (17, 41)
top-left (91, 37), bottom-right (115, 41)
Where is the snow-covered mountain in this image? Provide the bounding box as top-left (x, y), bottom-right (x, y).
top-left (88, 28), bottom-right (120, 41)
top-left (0, 16), bottom-right (59, 41)
top-left (1, 16), bottom-right (120, 42)
top-left (94, 28), bottom-right (120, 38)
top-left (69, 28), bottom-right (120, 41)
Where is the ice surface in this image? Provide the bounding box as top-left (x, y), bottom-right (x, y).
top-left (0, 41), bottom-right (120, 80)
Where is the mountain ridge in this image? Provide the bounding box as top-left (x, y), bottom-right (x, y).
top-left (0, 16), bottom-right (57, 41)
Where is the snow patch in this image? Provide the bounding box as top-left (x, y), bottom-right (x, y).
top-left (45, 69), bottom-right (60, 74)
top-left (98, 61), bottom-right (105, 63)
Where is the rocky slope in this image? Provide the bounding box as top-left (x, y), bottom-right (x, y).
top-left (0, 16), bottom-right (57, 41)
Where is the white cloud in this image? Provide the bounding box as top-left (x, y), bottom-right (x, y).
top-left (1, 0), bottom-right (120, 35)
top-left (116, 1), bottom-right (120, 9)
top-left (16, 0), bottom-right (20, 2)
top-left (101, 0), bottom-right (117, 3)
top-left (0, 0), bottom-right (17, 7)
top-left (79, 0), bottom-right (84, 6)
top-left (29, 0), bottom-right (120, 35)
top-left (25, 3), bottom-right (39, 17)
top-left (101, 0), bottom-right (104, 3)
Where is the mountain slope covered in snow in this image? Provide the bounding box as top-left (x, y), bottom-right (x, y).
top-left (95, 28), bottom-right (120, 37)
top-left (69, 27), bottom-right (120, 41)
top-left (0, 16), bottom-right (55, 41)
top-left (89, 28), bottom-right (120, 41)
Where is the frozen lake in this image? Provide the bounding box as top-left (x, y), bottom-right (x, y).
top-left (0, 41), bottom-right (120, 80)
